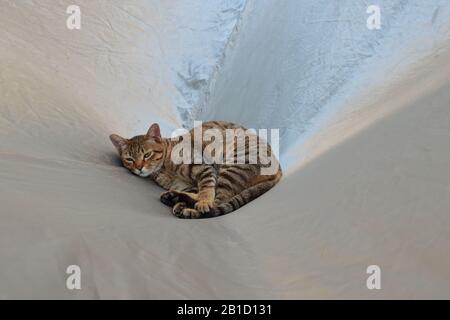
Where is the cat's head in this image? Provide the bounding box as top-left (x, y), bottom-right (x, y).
top-left (110, 123), bottom-right (165, 177)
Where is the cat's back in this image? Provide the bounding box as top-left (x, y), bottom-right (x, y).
top-left (199, 120), bottom-right (246, 132)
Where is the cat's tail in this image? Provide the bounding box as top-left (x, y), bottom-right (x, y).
top-left (207, 170), bottom-right (282, 218)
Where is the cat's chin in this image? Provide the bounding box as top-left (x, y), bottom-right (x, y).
top-left (132, 170), bottom-right (152, 178)
top-left (138, 172), bottom-right (152, 178)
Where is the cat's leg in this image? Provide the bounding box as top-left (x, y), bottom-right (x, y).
top-left (162, 191), bottom-right (200, 219)
top-left (172, 202), bottom-right (195, 218)
top-left (160, 191), bottom-right (180, 207)
top-left (214, 179), bottom-right (238, 206)
top-left (160, 188), bottom-right (198, 208)
top-left (172, 202), bottom-right (186, 217)
top-left (181, 208), bottom-right (202, 219)
top-left (179, 208), bottom-right (202, 219)
top-left (190, 165), bottom-right (217, 214)
top-left (211, 166), bottom-right (246, 208)
top-left (159, 190), bottom-right (198, 208)
top-left (171, 202), bottom-right (202, 219)
top-left (211, 175), bottom-right (282, 216)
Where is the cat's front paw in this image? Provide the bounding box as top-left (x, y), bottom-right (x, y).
top-left (172, 202), bottom-right (187, 217)
top-left (173, 203), bottom-right (202, 219)
top-left (195, 199), bottom-right (215, 213)
top-left (182, 208), bottom-right (202, 219)
top-left (160, 191), bottom-right (180, 207)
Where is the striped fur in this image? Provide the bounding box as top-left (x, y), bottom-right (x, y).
top-left (110, 121), bottom-right (282, 219)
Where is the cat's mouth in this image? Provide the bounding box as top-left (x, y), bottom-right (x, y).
top-left (133, 169), bottom-right (152, 178)
top-left (133, 162), bottom-right (163, 178)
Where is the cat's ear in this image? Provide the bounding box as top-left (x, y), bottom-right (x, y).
top-left (146, 123), bottom-right (161, 142)
top-left (109, 134), bottom-right (128, 154)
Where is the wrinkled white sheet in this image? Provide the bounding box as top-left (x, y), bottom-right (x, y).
top-left (0, 0), bottom-right (449, 299)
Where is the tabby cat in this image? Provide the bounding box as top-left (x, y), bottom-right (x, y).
top-left (110, 121), bottom-right (282, 219)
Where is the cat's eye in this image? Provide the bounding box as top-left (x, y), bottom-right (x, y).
top-left (125, 158), bottom-right (134, 163)
top-left (144, 152), bottom-right (152, 160)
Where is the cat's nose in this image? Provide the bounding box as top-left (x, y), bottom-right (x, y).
top-left (135, 160), bottom-right (144, 170)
